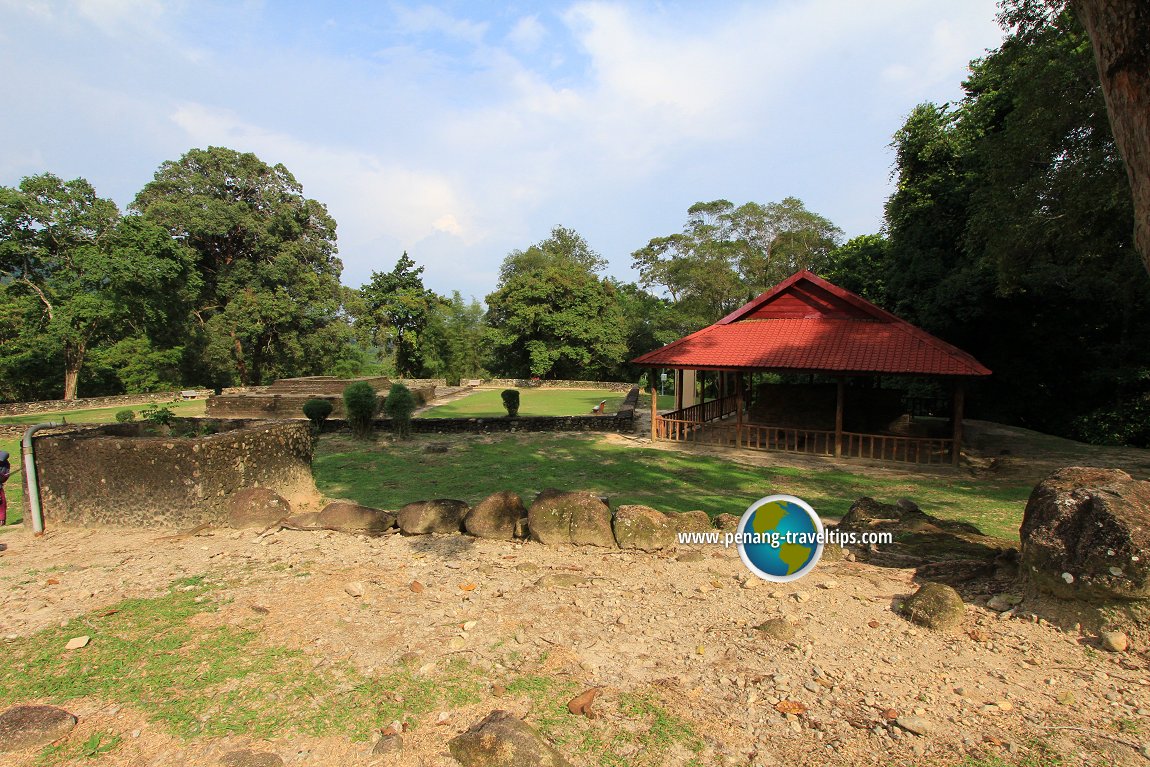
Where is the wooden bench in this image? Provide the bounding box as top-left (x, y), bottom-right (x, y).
top-left (180, 390), bottom-right (200, 400)
top-left (591, 399), bottom-right (608, 415)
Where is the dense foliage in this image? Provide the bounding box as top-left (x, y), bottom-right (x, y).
top-left (342, 381), bottom-right (378, 440)
top-left (383, 382), bottom-right (417, 438)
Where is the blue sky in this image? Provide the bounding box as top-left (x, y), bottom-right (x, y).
top-left (0, 0), bottom-right (1005, 299)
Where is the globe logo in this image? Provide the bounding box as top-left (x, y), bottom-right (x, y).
top-left (737, 495), bottom-right (824, 582)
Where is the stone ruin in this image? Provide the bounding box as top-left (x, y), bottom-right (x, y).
top-left (27, 419), bottom-right (321, 529)
top-left (205, 376), bottom-right (436, 420)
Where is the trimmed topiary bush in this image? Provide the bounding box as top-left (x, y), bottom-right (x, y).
top-left (384, 382), bottom-right (417, 439)
top-left (343, 381), bottom-right (378, 439)
top-left (501, 389), bottom-right (520, 418)
top-left (302, 398), bottom-right (334, 433)
top-left (115, 409), bottom-right (136, 423)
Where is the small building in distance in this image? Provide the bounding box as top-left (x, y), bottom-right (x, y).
top-left (631, 270), bottom-right (991, 465)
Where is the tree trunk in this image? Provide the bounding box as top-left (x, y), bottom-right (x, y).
top-left (232, 335), bottom-right (249, 386)
top-left (1074, 0), bottom-right (1150, 276)
top-left (62, 341), bottom-right (85, 401)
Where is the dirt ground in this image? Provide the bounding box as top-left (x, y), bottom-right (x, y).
top-left (1, 513), bottom-right (1149, 767)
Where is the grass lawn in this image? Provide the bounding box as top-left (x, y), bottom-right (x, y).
top-left (314, 432), bottom-right (1033, 540)
top-left (421, 388), bottom-right (631, 418)
top-left (0, 399), bottom-right (207, 530)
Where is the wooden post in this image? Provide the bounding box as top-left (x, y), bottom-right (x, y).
top-left (736, 374), bottom-right (744, 448)
top-left (952, 381), bottom-right (965, 466)
top-left (834, 378), bottom-right (845, 458)
top-left (650, 383), bottom-right (658, 442)
top-left (675, 370), bottom-right (684, 411)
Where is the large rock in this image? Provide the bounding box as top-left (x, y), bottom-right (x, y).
top-left (227, 487), bottom-right (291, 529)
top-left (1020, 467), bottom-right (1150, 602)
top-left (0, 704), bottom-right (77, 752)
top-left (398, 499), bottom-right (469, 535)
top-left (316, 501), bottom-right (396, 536)
top-left (613, 505), bottom-right (676, 551)
top-left (465, 492), bottom-right (527, 540)
top-left (671, 510), bottom-right (714, 535)
top-left (528, 491), bottom-right (616, 548)
top-left (902, 582), bottom-right (965, 631)
top-left (448, 710), bottom-right (572, 767)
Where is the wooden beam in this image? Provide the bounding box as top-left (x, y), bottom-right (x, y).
top-left (952, 381), bottom-right (966, 467)
top-left (834, 378), bottom-right (845, 458)
top-left (650, 382), bottom-right (658, 442)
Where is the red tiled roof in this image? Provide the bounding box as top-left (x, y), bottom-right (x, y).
top-left (632, 271), bottom-right (990, 377)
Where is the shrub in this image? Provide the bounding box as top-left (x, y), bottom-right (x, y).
top-left (302, 398), bottom-right (334, 433)
top-left (115, 409), bottom-right (136, 423)
top-left (140, 403), bottom-right (175, 427)
top-left (383, 383), bottom-right (417, 439)
top-left (343, 381), bottom-right (378, 439)
top-left (501, 389), bottom-right (520, 418)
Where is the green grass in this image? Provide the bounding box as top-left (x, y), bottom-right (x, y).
top-left (314, 432), bottom-right (1033, 540)
top-left (421, 389), bottom-right (628, 418)
top-left (0, 577), bottom-right (487, 741)
top-left (0, 399), bottom-right (206, 426)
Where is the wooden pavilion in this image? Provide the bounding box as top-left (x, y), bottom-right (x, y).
top-left (631, 270), bottom-right (991, 465)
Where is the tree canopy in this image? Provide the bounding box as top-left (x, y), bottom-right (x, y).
top-left (132, 146), bottom-right (347, 387)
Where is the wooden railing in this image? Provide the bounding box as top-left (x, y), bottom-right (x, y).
top-left (841, 432), bottom-right (954, 465)
top-left (661, 394), bottom-right (740, 426)
top-left (652, 417), bottom-right (955, 465)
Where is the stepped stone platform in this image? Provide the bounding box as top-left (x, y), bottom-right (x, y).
top-left (206, 376), bottom-right (434, 419)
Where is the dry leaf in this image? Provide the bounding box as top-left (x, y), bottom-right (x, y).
top-left (775, 700), bottom-right (807, 716)
top-left (867, 620), bottom-right (880, 628)
top-left (410, 581), bottom-right (424, 593)
top-left (567, 687), bottom-right (600, 718)
top-left (46, 578), bottom-right (60, 586)
top-left (459, 583), bottom-right (477, 592)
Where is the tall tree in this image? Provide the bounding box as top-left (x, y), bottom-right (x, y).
top-left (486, 227), bottom-right (627, 379)
top-left (420, 291), bottom-right (488, 383)
top-left (0, 174), bottom-right (195, 399)
top-left (361, 252), bottom-right (438, 377)
top-left (884, 6), bottom-right (1150, 445)
top-left (632, 198), bottom-right (842, 330)
top-left (132, 147), bottom-right (346, 387)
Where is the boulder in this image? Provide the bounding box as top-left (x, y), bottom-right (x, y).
top-left (397, 499), bottom-right (469, 535)
top-left (226, 487), bottom-right (291, 529)
top-left (840, 496), bottom-right (1010, 564)
top-left (670, 510), bottom-right (714, 534)
top-left (317, 501), bottom-right (396, 536)
top-left (0, 704), bottom-right (77, 752)
top-left (528, 491), bottom-right (616, 548)
top-left (902, 582), bottom-right (965, 631)
top-left (448, 710), bottom-right (572, 767)
top-left (613, 505), bottom-right (676, 551)
top-left (714, 513), bottom-right (741, 533)
top-left (1020, 467), bottom-right (1150, 602)
top-left (465, 492), bottom-right (527, 540)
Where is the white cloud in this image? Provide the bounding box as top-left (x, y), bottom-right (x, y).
top-left (169, 102), bottom-right (478, 255)
top-left (391, 4), bottom-right (488, 45)
top-left (506, 14), bottom-right (547, 53)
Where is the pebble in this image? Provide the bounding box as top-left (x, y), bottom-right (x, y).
top-left (343, 581), bottom-right (365, 598)
top-left (1100, 631), bottom-right (1129, 653)
top-left (64, 635), bottom-right (90, 650)
top-left (894, 715), bottom-right (933, 736)
top-left (793, 591), bottom-right (811, 603)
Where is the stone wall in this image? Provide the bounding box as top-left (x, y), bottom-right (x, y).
top-left (0, 390), bottom-right (212, 418)
top-left (27, 419), bottom-right (320, 529)
top-left (479, 379), bottom-right (635, 392)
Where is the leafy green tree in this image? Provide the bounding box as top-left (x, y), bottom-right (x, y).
top-left (883, 6), bottom-right (1150, 444)
top-left (823, 235), bottom-right (890, 305)
top-left (361, 252), bottom-right (437, 377)
top-left (632, 198), bottom-right (842, 330)
top-left (0, 174), bottom-right (197, 399)
top-left (419, 291), bottom-right (488, 384)
top-left (485, 227), bottom-right (627, 379)
top-left (132, 146), bottom-right (347, 387)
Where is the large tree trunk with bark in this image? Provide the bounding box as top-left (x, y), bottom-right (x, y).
top-left (62, 342), bottom-right (85, 401)
top-left (1074, 0), bottom-right (1150, 276)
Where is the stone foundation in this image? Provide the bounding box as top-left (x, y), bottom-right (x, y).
top-left (27, 419), bottom-right (320, 529)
